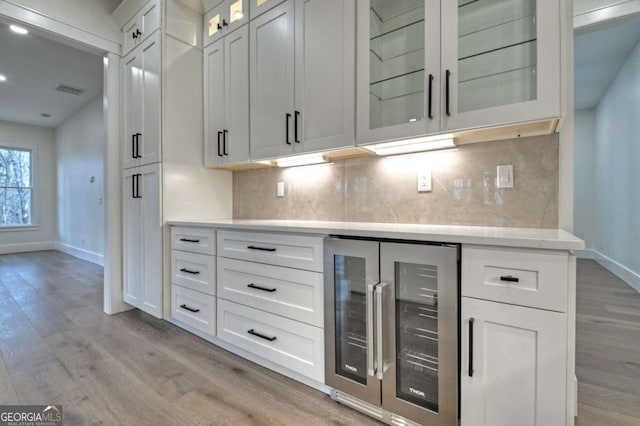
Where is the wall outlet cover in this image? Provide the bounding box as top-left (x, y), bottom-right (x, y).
top-left (276, 181), bottom-right (285, 198)
top-left (418, 170), bottom-right (432, 192)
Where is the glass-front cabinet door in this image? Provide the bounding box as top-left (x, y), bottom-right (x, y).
top-left (204, 0), bottom-right (248, 47)
top-left (324, 239), bottom-right (381, 406)
top-left (356, 0), bottom-right (441, 144)
top-left (380, 243), bottom-right (458, 425)
top-left (441, 0), bottom-right (560, 131)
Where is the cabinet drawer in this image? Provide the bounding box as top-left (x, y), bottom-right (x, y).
top-left (171, 285), bottom-right (216, 336)
top-left (218, 258), bottom-right (323, 327)
top-left (171, 227), bottom-right (217, 255)
top-left (171, 250), bottom-right (216, 296)
top-left (217, 299), bottom-right (324, 382)
top-left (462, 246), bottom-right (568, 312)
top-left (217, 230), bottom-right (323, 272)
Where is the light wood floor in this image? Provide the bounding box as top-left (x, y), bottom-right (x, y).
top-left (575, 259), bottom-right (640, 425)
top-left (1, 253), bottom-right (639, 425)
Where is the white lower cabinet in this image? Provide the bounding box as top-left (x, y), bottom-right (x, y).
top-left (122, 163), bottom-right (162, 318)
top-left (461, 297), bottom-right (567, 426)
top-left (171, 285), bottom-right (216, 335)
top-left (171, 250), bottom-right (217, 296)
top-left (217, 298), bottom-right (325, 382)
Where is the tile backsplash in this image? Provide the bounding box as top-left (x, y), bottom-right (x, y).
top-left (233, 134), bottom-right (559, 228)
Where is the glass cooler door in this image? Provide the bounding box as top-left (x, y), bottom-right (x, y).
top-left (324, 238), bottom-right (381, 406)
top-left (380, 242), bottom-right (459, 425)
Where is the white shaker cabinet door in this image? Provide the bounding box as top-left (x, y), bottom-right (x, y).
top-left (122, 169), bottom-right (142, 306)
top-left (224, 25), bottom-right (250, 164)
top-left (138, 33), bottom-right (162, 167)
top-left (461, 297), bottom-right (567, 426)
top-left (249, 0), bottom-right (295, 160)
top-left (139, 163), bottom-right (163, 318)
top-left (122, 50), bottom-right (142, 170)
top-left (204, 38), bottom-right (226, 167)
top-left (293, 0), bottom-right (355, 153)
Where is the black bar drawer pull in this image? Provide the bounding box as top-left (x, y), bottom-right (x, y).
top-left (248, 329), bottom-right (276, 342)
top-left (285, 113), bottom-right (292, 145)
top-left (217, 131), bottom-right (223, 157)
top-left (294, 111), bottom-right (301, 143)
top-left (180, 304), bottom-right (200, 313)
top-left (247, 245), bottom-right (276, 252)
top-left (428, 74), bottom-right (434, 119)
top-left (180, 268), bottom-right (201, 275)
top-left (445, 70), bottom-right (451, 116)
top-left (500, 275), bottom-right (520, 283)
top-left (180, 238), bottom-right (201, 243)
top-left (247, 283), bottom-right (276, 293)
top-left (469, 318), bottom-right (475, 377)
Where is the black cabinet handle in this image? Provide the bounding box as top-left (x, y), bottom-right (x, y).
top-left (131, 173), bottom-right (136, 198)
top-left (445, 69), bottom-right (451, 117)
top-left (217, 23), bottom-right (222, 31)
top-left (135, 133), bottom-right (142, 158)
top-left (135, 174), bottom-right (142, 198)
top-left (223, 130), bottom-right (228, 155)
top-left (136, 29), bottom-right (141, 37)
top-left (428, 74), bottom-right (434, 120)
top-left (500, 275), bottom-right (520, 283)
top-left (180, 268), bottom-right (201, 275)
top-left (132, 32), bottom-right (137, 40)
top-left (248, 329), bottom-right (276, 342)
top-left (247, 245), bottom-right (276, 252)
top-left (222, 19), bottom-right (228, 27)
top-left (469, 318), bottom-right (474, 377)
top-left (285, 113), bottom-right (292, 145)
top-left (180, 304), bottom-right (200, 313)
top-left (294, 111), bottom-right (301, 143)
top-left (179, 238), bottom-right (200, 243)
top-left (132, 134), bottom-right (136, 159)
top-left (247, 283), bottom-right (276, 293)
top-left (217, 131), bottom-right (223, 157)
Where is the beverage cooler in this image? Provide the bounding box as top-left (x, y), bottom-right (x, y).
top-left (324, 238), bottom-right (459, 425)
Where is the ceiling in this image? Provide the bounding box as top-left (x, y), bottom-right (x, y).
top-left (0, 19), bottom-right (104, 128)
top-left (575, 16), bottom-right (640, 109)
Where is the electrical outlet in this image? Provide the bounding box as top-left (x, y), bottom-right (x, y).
top-left (497, 165), bottom-right (514, 188)
top-left (276, 182), bottom-right (285, 198)
top-left (418, 170), bottom-right (432, 192)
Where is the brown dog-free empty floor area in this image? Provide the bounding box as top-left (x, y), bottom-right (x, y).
top-left (1, 252), bottom-right (640, 425)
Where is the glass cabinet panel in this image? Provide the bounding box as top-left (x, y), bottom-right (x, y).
top-left (208, 13), bottom-right (221, 37)
top-left (334, 255), bottom-right (368, 385)
top-left (230, 0), bottom-right (244, 23)
top-left (457, 0), bottom-right (537, 112)
top-left (395, 261), bottom-right (439, 412)
top-left (369, 0), bottom-right (426, 129)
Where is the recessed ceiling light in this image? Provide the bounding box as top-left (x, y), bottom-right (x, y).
top-left (0, 75), bottom-right (6, 82)
top-left (10, 25), bottom-right (28, 35)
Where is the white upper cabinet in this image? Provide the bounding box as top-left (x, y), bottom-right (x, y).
top-left (249, 0), bottom-right (286, 19)
top-left (204, 25), bottom-right (250, 166)
top-left (204, 0), bottom-right (249, 47)
top-left (294, 0), bottom-right (355, 153)
top-left (356, 0), bottom-right (561, 143)
top-left (441, 0), bottom-right (560, 131)
top-left (249, 0), bottom-right (355, 161)
top-left (122, 32), bottom-right (162, 170)
top-left (357, 0), bottom-right (441, 144)
top-left (249, 0), bottom-right (296, 160)
top-left (122, 0), bottom-right (160, 56)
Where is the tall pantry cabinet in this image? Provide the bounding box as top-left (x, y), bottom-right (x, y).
top-left (117, 0), bottom-right (232, 318)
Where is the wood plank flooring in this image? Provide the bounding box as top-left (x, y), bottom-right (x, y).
top-left (575, 259), bottom-right (640, 426)
top-left (0, 251), bottom-right (376, 425)
top-left (1, 253), bottom-right (639, 425)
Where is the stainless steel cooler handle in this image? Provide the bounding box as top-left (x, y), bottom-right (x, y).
top-left (366, 283), bottom-right (376, 377)
top-left (376, 282), bottom-right (388, 380)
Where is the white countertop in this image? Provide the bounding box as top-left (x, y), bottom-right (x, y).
top-left (168, 219), bottom-right (584, 251)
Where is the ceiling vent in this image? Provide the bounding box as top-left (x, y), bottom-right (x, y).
top-left (55, 84), bottom-right (86, 96)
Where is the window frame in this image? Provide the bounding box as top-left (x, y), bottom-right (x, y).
top-left (0, 144), bottom-right (38, 230)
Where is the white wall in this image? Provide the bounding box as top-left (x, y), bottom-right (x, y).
top-left (573, 108), bottom-right (596, 250)
top-left (55, 96), bottom-right (105, 265)
top-left (0, 120), bottom-right (56, 253)
top-left (590, 39), bottom-right (640, 291)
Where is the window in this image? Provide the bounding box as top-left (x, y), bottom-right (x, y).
top-left (0, 147), bottom-right (33, 226)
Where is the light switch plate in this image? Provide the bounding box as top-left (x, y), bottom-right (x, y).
top-left (276, 181), bottom-right (285, 198)
top-left (418, 170), bottom-right (432, 192)
top-left (497, 165), bottom-right (514, 188)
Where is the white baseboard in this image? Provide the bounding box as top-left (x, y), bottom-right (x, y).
top-left (593, 250), bottom-right (640, 293)
top-left (55, 242), bottom-right (104, 266)
top-left (0, 241), bottom-right (55, 254)
top-left (576, 249), bottom-right (596, 259)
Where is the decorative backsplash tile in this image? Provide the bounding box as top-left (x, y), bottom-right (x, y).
top-left (233, 134), bottom-right (559, 228)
